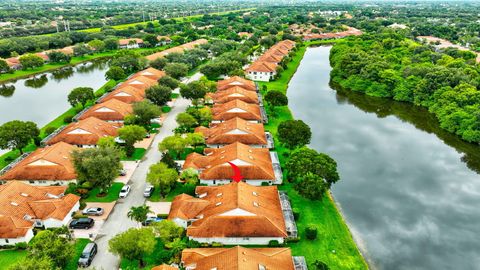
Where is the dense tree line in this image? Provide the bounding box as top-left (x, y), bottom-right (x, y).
top-left (330, 31), bottom-right (480, 143)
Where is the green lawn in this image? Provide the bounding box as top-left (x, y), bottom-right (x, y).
top-left (0, 249), bottom-right (27, 270)
top-left (258, 42), bottom-right (367, 269)
top-left (65, 238), bottom-right (91, 270)
top-left (148, 182), bottom-right (196, 202)
top-left (83, 182), bottom-right (124, 202)
top-left (122, 148), bottom-right (147, 161)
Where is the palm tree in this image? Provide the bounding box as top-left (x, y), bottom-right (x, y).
top-left (127, 205), bottom-right (152, 224)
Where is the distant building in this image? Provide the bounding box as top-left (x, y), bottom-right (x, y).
top-left (0, 182), bottom-right (80, 245)
top-left (118, 38), bottom-right (145, 49)
top-left (388, 23), bottom-right (408, 29)
top-left (212, 99), bottom-right (264, 123)
top-left (217, 76), bottom-right (257, 92)
top-left (156, 36), bottom-right (172, 46)
top-left (78, 99), bottom-right (133, 123)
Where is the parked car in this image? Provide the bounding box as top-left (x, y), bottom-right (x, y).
top-left (82, 207), bottom-right (104, 216)
top-left (119, 169), bottom-right (127, 176)
top-left (119, 185), bottom-right (131, 198)
top-left (78, 242), bottom-right (97, 268)
top-left (142, 216), bottom-right (163, 226)
top-left (143, 185), bottom-right (154, 197)
top-left (69, 218), bottom-right (94, 229)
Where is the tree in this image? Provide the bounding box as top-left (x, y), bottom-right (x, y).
top-left (88, 39), bottom-right (105, 51)
top-left (8, 257), bottom-right (54, 270)
top-left (158, 75), bottom-right (179, 89)
top-left (98, 136), bottom-right (117, 149)
top-left (128, 205), bottom-right (153, 224)
top-left (0, 59), bottom-right (10, 73)
top-left (265, 90), bottom-right (288, 115)
top-left (46, 51), bottom-right (71, 63)
top-left (28, 230), bottom-right (74, 269)
top-left (0, 120), bottom-right (39, 154)
top-left (147, 162), bottom-right (178, 197)
top-left (294, 172), bottom-right (328, 200)
top-left (286, 147), bottom-right (340, 188)
top-left (73, 44), bottom-right (92, 57)
top-left (105, 66), bottom-right (126, 81)
top-left (110, 52), bottom-right (145, 74)
top-left (312, 260), bottom-right (330, 270)
top-left (104, 38), bottom-right (119, 50)
top-left (176, 112), bottom-right (198, 130)
top-left (109, 228), bottom-right (156, 268)
top-left (72, 146), bottom-right (122, 193)
top-left (152, 220), bottom-right (184, 243)
top-left (67, 87), bottom-right (94, 108)
top-left (19, 54), bottom-right (44, 69)
top-left (118, 125), bottom-right (147, 157)
top-left (150, 57), bottom-right (168, 70)
top-left (131, 100), bottom-right (162, 128)
top-left (180, 81), bottom-right (208, 105)
top-left (146, 85), bottom-right (172, 106)
top-left (185, 132), bottom-right (204, 148)
top-left (164, 62), bottom-right (189, 79)
top-left (180, 168), bottom-right (199, 185)
top-left (277, 119), bottom-right (312, 149)
top-left (305, 224), bottom-right (318, 240)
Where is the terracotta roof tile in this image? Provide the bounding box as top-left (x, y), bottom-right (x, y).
top-left (183, 142), bottom-right (274, 180)
top-left (195, 117), bottom-right (267, 146)
top-left (245, 61), bottom-right (277, 73)
top-left (102, 85), bottom-right (145, 104)
top-left (217, 76), bottom-right (256, 91)
top-left (79, 99), bottom-right (133, 122)
top-left (0, 142), bottom-right (77, 181)
top-left (211, 99), bottom-right (262, 122)
top-left (123, 75), bottom-right (158, 90)
top-left (209, 86), bottom-right (259, 104)
top-left (182, 246), bottom-right (295, 270)
top-left (130, 67), bottom-right (166, 81)
top-left (146, 39), bottom-right (208, 61)
top-left (46, 117), bottom-right (119, 146)
top-left (119, 38), bottom-right (144, 46)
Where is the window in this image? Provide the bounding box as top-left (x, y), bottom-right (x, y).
top-left (29, 180), bottom-right (35, 184)
top-left (216, 202), bottom-right (222, 206)
top-left (5, 239), bottom-right (8, 244)
top-left (216, 192), bottom-right (223, 197)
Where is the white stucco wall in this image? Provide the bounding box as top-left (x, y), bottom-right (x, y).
top-left (189, 236), bottom-right (284, 245)
top-left (0, 229), bottom-right (34, 245)
top-left (246, 71), bottom-right (275, 82)
top-left (43, 200), bottom-right (79, 228)
top-left (200, 179), bottom-right (274, 186)
top-left (20, 179), bottom-right (76, 186)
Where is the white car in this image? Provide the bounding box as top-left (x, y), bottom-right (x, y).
top-left (82, 207), bottom-right (104, 216)
top-left (119, 185), bottom-right (131, 198)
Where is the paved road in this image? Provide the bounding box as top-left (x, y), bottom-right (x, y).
top-left (90, 73), bottom-right (200, 270)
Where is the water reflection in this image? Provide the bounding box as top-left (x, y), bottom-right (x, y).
top-left (24, 74), bottom-right (48, 88)
top-left (0, 84), bottom-right (15, 97)
top-left (76, 60), bottom-right (108, 74)
top-left (51, 67), bottom-right (74, 82)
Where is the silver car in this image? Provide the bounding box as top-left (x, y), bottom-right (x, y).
top-left (119, 185), bottom-right (131, 198)
top-left (82, 207), bottom-right (104, 216)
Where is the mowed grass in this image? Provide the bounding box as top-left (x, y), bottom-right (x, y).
top-left (83, 182), bottom-right (124, 202)
top-left (122, 148), bottom-right (147, 161)
top-left (258, 41), bottom-right (367, 269)
top-left (0, 249), bottom-right (27, 270)
top-left (65, 238), bottom-right (91, 270)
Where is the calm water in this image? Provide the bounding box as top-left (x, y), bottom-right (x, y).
top-left (0, 60), bottom-right (109, 154)
top-left (287, 46), bottom-right (480, 270)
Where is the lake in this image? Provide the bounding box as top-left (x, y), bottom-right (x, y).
top-left (287, 46), bottom-right (480, 270)
top-left (0, 60), bottom-right (109, 155)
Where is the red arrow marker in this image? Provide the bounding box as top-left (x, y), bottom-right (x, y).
top-left (227, 161), bottom-right (244, 183)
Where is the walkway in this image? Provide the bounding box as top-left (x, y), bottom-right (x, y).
top-left (90, 73), bottom-right (200, 269)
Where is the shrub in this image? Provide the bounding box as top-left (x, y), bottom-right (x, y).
top-left (14, 242), bottom-right (28, 250)
top-left (33, 136), bottom-right (41, 146)
top-left (268, 240), bottom-right (280, 247)
top-left (44, 126), bottom-right (57, 135)
top-left (211, 242), bottom-right (223, 247)
top-left (293, 208), bottom-right (300, 221)
top-left (305, 225), bottom-right (318, 240)
top-left (79, 201), bottom-right (86, 210)
top-left (73, 213), bottom-right (88, 219)
top-left (80, 181), bottom-right (94, 190)
top-left (286, 237), bottom-right (300, 243)
top-left (64, 115), bottom-right (73, 123)
top-left (261, 182), bottom-right (270, 186)
top-left (157, 213), bottom-right (169, 219)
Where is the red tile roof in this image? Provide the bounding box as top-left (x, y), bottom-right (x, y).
top-left (217, 76), bottom-right (257, 92)
top-left (78, 99), bottom-right (133, 122)
top-left (195, 117), bottom-right (267, 146)
top-left (208, 86), bottom-right (259, 104)
top-left (212, 99), bottom-right (262, 122)
top-left (102, 85), bottom-right (145, 104)
top-left (46, 117), bottom-right (119, 146)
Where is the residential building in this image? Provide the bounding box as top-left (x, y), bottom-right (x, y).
top-left (0, 182), bottom-right (80, 245)
top-left (181, 246), bottom-right (307, 270)
top-left (146, 39), bottom-right (208, 61)
top-left (212, 99), bottom-right (263, 123)
top-left (129, 67), bottom-right (166, 81)
top-left (206, 86), bottom-right (259, 104)
top-left (195, 117), bottom-right (272, 148)
top-left (217, 76), bottom-right (257, 92)
top-left (4, 57), bottom-right (21, 70)
top-left (183, 142), bottom-right (282, 185)
top-left (245, 61), bottom-right (277, 82)
top-left (122, 75), bottom-right (158, 91)
top-left (0, 142), bottom-right (77, 186)
top-left (169, 182), bottom-right (289, 244)
top-left (78, 99), bottom-right (133, 123)
top-left (100, 85), bottom-right (145, 104)
top-left (118, 38), bottom-right (144, 49)
top-left (156, 36), bottom-right (172, 46)
top-left (45, 117), bottom-right (119, 148)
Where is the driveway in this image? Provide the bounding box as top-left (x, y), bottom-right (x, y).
top-left (90, 73), bottom-right (200, 270)
top-left (71, 220), bottom-right (104, 240)
top-left (80, 202), bottom-right (116, 221)
top-left (115, 161), bottom-right (138, 184)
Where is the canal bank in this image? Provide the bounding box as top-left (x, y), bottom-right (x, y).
top-left (258, 41), bottom-right (368, 269)
top-left (288, 46), bottom-right (480, 270)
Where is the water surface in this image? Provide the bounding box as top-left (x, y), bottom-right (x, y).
top-left (287, 46), bottom-right (480, 270)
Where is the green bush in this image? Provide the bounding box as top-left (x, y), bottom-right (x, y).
top-left (268, 240), bottom-right (280, 247)
top-left (293, 208), bottom-right (300, 221)
top-left (14, 242), bottom-right (28, 250)
top-left (157, 213), bottom-right (169, 219)
top-left (305, 224), bottom-right (318, 240)
top-left (45, 126), bottom-right (57, 135)
top-left (286, 237), bottom-right (300, 243)
top-left (64, 115), bottom-right (73, 123)
top-left (211, 242), bottom-right (223, 247)
top-left (80, 181), bottom-right (94, 190)
top-left (73, 213), bottom-right (88, 219)
top-left (261, 182), bottom-right (270, 186)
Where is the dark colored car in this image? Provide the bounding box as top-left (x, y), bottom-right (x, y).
top-left (78, 242), bottom-right (97, 267)
top-left (69, 218), bottom-right (95, 229)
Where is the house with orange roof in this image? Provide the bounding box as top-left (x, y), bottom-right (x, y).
top-left (156, 36), bottom-right (172, 46)
top-left (122, 75), bottom-right (158, 91)
top-left (100, 85), bottom-right (145, 104)
top-left (35, 52), bottom-right (50, 62)
top-left (0, 142), bottom-right (78, 186)
top-left (195, 117), bottom-right (272, 148)
top-left (245, 61), bottom-right (278, 82)
top-left (118, 38), bottom-right (145, 49)
top-left (183, 142), bottom-right (282, 186)
top-left (145, 39), bottom-right (208, 61)
top-left (130, 67), bottom-right (166, 81)
top-left (0, 181), bottom-right (80, 245)
top-left (168, 181), bottom-right (292, 244)
top-left (45, 117), bottom-right (119, 148)
top-left (216, 76), bottom-right (257, 92)
top-left (238, 32), bottom-right (253, 39)
top-left (212, 99), bottom-right (265, 123)
top-left (179, 246), bottom-right (306, 270)
top-left (77, 99), bottom-right (133, 123)
top-left (206, 86), bottom-right (259, 104)
top-left (4, 57), bottom-right (21, 70)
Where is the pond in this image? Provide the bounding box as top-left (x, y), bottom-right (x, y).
top-left (287, 46), bottom-right (480, 270)
top-left (0, 60), bottom-right (109, 155)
